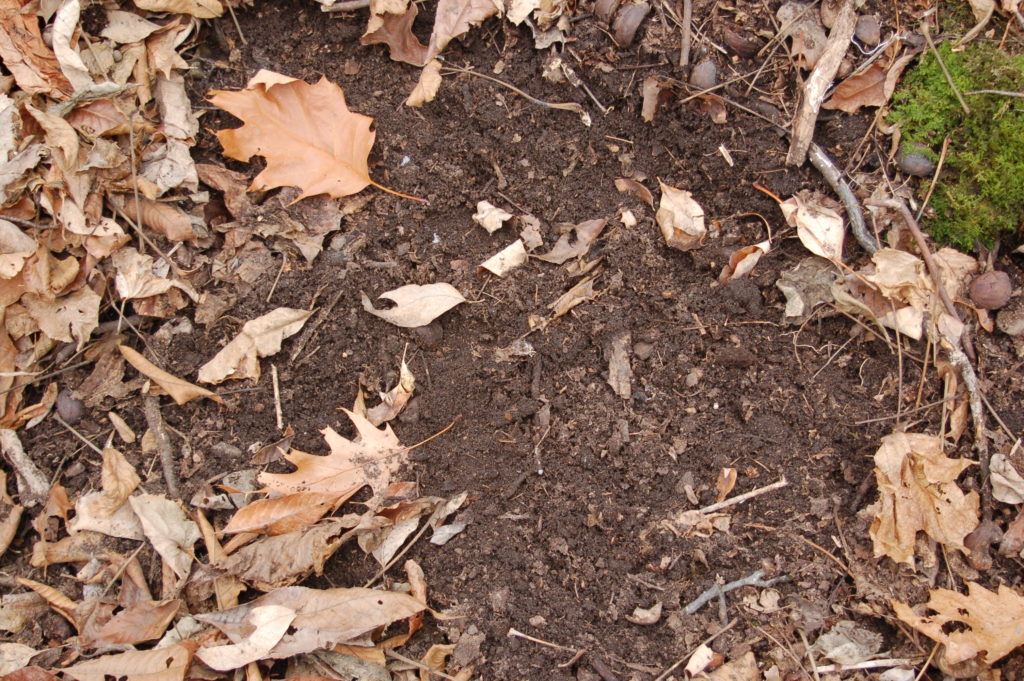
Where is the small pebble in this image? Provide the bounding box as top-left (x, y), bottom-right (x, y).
top-left (633, 341), bottom-right (654, 360)
top-left (855, 15), bottom-right (881, 46)
top-left (689, 60), bottom-right (718, 90)
top-left (970, 270), bottom-right (1013, 310)
top-left (211, 442), bottom-right (243, 459)
top-left (56, 389), bottom-right (83, 424)
top-left (414, 320), bottom-right (443, 348)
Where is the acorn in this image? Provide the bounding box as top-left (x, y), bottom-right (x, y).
top-left (969, 270), bottom-right (1013, 310)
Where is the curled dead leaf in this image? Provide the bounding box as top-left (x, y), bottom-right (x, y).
top-left (656, 181), bottom-right (706, 251)
top-left (361, 283), bottom-right (465, 328)
top-left (119, 345), bottom-right (221, 405)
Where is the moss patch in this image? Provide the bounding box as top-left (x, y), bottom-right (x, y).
top-left (888, 42), bottom-right (1024, 249)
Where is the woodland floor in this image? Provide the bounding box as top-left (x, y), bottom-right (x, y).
top-left (8, 1), bottom-right (1024, 680)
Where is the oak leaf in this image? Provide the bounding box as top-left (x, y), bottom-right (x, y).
top-left (208, 70), bottom-right (377, 201)
top-left (260, 409), bottom-right (409, 505)
top-left (867, 432), bottom-right (979, 566)
top-left (893, 582), bottom-right (1024, 665)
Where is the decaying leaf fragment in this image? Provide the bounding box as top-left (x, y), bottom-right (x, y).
top-left (473, 200), bottom-right (513, 233)
top-left (364, 358), bottom-right (415, 426)
top-left (197, 604), bottom-right (295, 671)
top-left (260, 410), bottom-right (409, 505)
top-left (893, 582), bottom-right (1024, 666)
top-left (209, 70), bottom-right (377, 201)
top-left (361, 283), bottom-right (465, 328)
top-left (120, 345), bottom-right (220, 405)
top-left (656, 182), bottom-right (705, 251)
top-left (780, 191), bottom-right (845, 262)
top-left (198, 308), bottom-right (313, 384)
top-left (823, 49), bottom-right (916, 113)
top-left (535, 219), bottom-right (606, 264)
top-left (867, 432), bottom-right (979, 566)
top-left (480, 239), bottom-right (527, 277)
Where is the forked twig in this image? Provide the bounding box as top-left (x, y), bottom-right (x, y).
top-left (441, 65), bottom-right (591, 125)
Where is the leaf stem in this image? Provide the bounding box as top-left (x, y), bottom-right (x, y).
top-left (369, 180), bottom-right (428, 204)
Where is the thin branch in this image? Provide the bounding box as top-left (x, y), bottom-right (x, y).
top-left (684, 570), bottom-right (789, 614)
top-left (922, 26), bottom-right (969, 114)
top-left (679, 0), bottom-right (692, 68)
top-left (143, 394), bottom-right (180, 499)
top-left (698, 477), bottom-right (788, 514)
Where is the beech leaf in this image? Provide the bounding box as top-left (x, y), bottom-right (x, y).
top-left (535, 219), bottom-right (606, 264)
top-left (209, 71), bottom-right (377, 201)
top-left (361, 283), bottom-right (465, 328)
top-left (62, 641), bottom-right (196, 681)
top-left (222, 492), bottom-right (340, 536)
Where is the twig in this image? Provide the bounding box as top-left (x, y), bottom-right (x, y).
top-left (679, 0), bottom-right (692, 69)
top-left (507, 628), bottom-right (580, 653)
top-left (951, 347), bottom-right (990, 515)
top-left (0, 429), bottom-right (49, 507)
top-left (922, 26), bottom-right (969, 114)
top-left (808, 143), bottom-right (878, 254)
top-left (143, 394), bottom-right (180, 499)
top-left (271, 364), bottom-right (283, 431)
top-left (266, 255), bottom-right (287, 303)
top-left (786, 0), bottom-right (857, 165)
top-left (799, 629), bottom-right (821, 681)
top-left (323, 0), bottom-right (370, 11)
top-left (966, 89), bottom-right (1024, 98)
top-left (652, 618), bottom-right (737, 681)
top-left (853, 395), bottom-right (956, 424)
top-left (684, 571), bottom-right (788, 614)
top-left (916, 136), bottom-right (950, 221)
top-left (812, 658), bottom-right (921, 674)
top-left (226, 3), bottom-right (248, 44)
top-left (53, 415), bottom-right (104, 456)
top-left (698, 477), bottom-right (788, 514)
top-left (864, 197), bottom-right (976, 362)
top-left (385, 649), bottom-right (465, 681)
top-left (441, 65), bottom-right (591, 126)
top-left (290, 289), bottom-right (343, 361)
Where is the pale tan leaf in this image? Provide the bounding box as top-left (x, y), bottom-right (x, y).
top-left (479, 239), bottom-right (527, 278)
top-left (132, 199), bottom-right (195, 242)
top-left (406, 60), bottom-right (443, 107)
top-left (198, 307), bottom-right (313, 384)
top-left (129, 495), bottom-right (201, 580)
top-left (419, 644), bottom-right (456, 681)
top-left (472, 200), bottom-right (513, 233)
top-left (222, 492), bottom-right (340, 536)
top-left (77, 446), bottom-right (140, 521)
top-left (93, 599), bottom-right (181, 646)
top-left (780, 191), bottom-right (845, 262)
top-left (132, 0), bottom-right (223, 18)
top-left (209, 72), bottom-right (376, 201)
top-left (548, 276), bottom-right (597, 318)
top-left (657, 182), bottom-right (706, 251)
top-left (426, 0), bottom-right (503, 60)
top-left (260, 410), bottom-right (409, 504)
top-left (15, 577), bottom-right (76, 617)
top-left (70, 491), bottom-right (145, 540)
top-left (606, 331), bottom-right (632, 399)
top-left (0, 642), bottom-right (38, 674)
top-left (52, 0), bottom-right (95, 94)
top-left (0, 503), bottom-right (22, 560)
top-left (0, 592), bottom-right (48, 634)
top-left (120, 345), bottom-right (221, 405)
top-left (365, 359), bottom-right (416, 426)
top-left (63, 640), bottom-right (196, 681)
top-left (535, 219), bottom-right (606, 264)
top-left (706, 651), bottom-right (759, 681)
top-left (23, 287), bottom-right (100, 350)
top-left (101, 10), bottom-right (162, 43)
top-left (197, 604), bottom-right (295, 671)
top-left (776, 2), bottom-right (827, 70)
top-left (197, 586), bottom-right (426, 656)
top-left (868, 432), bottom-right (979, 566)
top-left (217, 521), bottom-right (352, 590)
top-left (719, 240), bottom-right (770, 283)
top-left (893, 582), bottom-right (1024, 666)
top-left (361, 283), bottom-right (465, 328)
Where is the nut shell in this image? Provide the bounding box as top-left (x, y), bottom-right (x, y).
top-left (970, 270), bottom-right (1012, 310)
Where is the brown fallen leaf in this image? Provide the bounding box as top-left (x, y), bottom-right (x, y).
top-left (217, 520), bottom-right (353, 591)
top-left (657, 182), bottom-right (706, 251)
top-left (719, 240), bottom-right (770, 283)
top-left (362, 283), bottom-right (465, 328)
top-left (823, 49), bottom-right (916, 113)
top-left (614, 177), bottom-right (654, 207)
top-left (780, 190), bottom-right (845, 262)
top-left (222, 492), bottom-right (341, 536)
top-left (893, 582), bottom-right (1024, 666)
top-left (91, 599), bottom-right (181, 647)
top-left (534, 219), bottom-right (606, 264)
top-left (406, 59), bottom-right (443, 106)
top-left (548, 276), bottom-right (598, 319)
top-left (197, 585), bottom-right (426, 657)
top-left (776, 1), bottom-right (827, 70)
top-left (361, 0), bottom-right (430, 66)
top-left (119, 345), bottom-right (221, 405)
top-left (62, 640), bottom-right (196, 681)
top-left (129, 495), bottom-right (201, 581)
top-left (426, 0), bottom-right (503, 61)
top-left (197, 307), bottom-right (313, 384)
top-left (867, 432), bottom-right (979, 566)
top-left (260, 410), bottom-right (409, 504)
top-left (364, 358), bottom-right (416, 426)
top-left (209, 70), bottom-right (383, 201)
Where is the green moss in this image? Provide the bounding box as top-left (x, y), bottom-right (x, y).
top-left (888, 42), bottom-right (1024, 249)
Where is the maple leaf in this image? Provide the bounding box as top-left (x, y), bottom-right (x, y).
top-left (260, 410), bottom-right (409, 505)
top-left (209, 71), bottom-right (415, 202)
top-left (893, 582), bottom-right (1024, 666)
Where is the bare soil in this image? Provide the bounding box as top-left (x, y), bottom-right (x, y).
top-left (9, 1), bottom-right (1024, 679)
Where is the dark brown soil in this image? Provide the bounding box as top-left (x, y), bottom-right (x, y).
top-left (9, 1), bottom-right (1024, 679)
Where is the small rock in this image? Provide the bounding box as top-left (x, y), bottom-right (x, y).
top-left (855, 15), bottom-right (880, 46)
top-left (612, 2), bottom-right (650, 47)
top-left (897, 144), bottom-right (935, 177)
top-left (414, 320), bottom-right (443, 348)
top-left (970, 270), bottom-right (1013, 310)
top-left (722, 26), bottom-right (761, 59)
top-left (685, 368), bottom-right (703, 387)
top-left (689, 60), bottom-right (718, 90)
top-left (997, 299), bottom-right (1024, 336)
top-left (633, 341), bottom-right (654, 360)
top-left (56, 389), bottom-right (83, 424)
top-left (211, 442), bottom-right (243, 459)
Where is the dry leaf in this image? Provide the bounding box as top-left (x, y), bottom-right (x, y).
top-left (606, 331), bottom-right (632, 399)
top-left (614, 177), bottom-right (654, 206)
top-left (133, 0), bottom-right (223, 18)
top-left (720, 240), bottom-right (770, 283)
top-left (707, 651), bottom-right (759, 681)
top-left (427, 0), bottom-right (503, 60)
top-left (198, 307), bottom-right (313, 384)
top-left (625, 601), bottom-right (662, 625)
top-left (480, 239), bottom-right (527, 277)
top-left (129, 495), bottom-right (201, 580)
top-left (868, 432), bottom-right (979, 566)
top-left (548, 276), bottom-right (597, 319)
top-left (419, 644), bottom-right (456, 681)
top-left (120, 345), bottom-right (220, 405)
top-left (776, 2), bottom-right (827, 69)
top-left (715, 467), bottom-right (738, 502)
top-left (657, 182), bottom-right (706, 251)
top-left (198, 586), bottom-right (426, 657)
top-left (361, 283), bottom-right (465, 328)
top-left (217, 520), bottom-right (351, 590)
top-left (365, 359), bottom-right (415, 426)
top-left (990, 453), bottom-right (1024, 504)
top-left (406, 59), bottom-right (443, 107)
top-left (23, 287), bottom-right (100, 350)
top-left (684, 644), bottom-right (716, 676)
top-left (197, 604), bottom-right (295, 671)
top-left (893, 582), bottom-right (1024, 666)
top-left (92, 599), bottom-right (181, 647)
top-left (780, 191), bottom-right (845, 262)
top-left (223, 493), bottom-right (340, 536)
top-left (260, 409), bottom-right (409, 505)
top-left (62, 640), bottom-right (196, 681)
top-left (360, 0), bottom-right (430, 66)
top-left (823, 50), bottom-right (916, 113)
top-left (473, 200), bottom-right (513, 233)
top-left (535, 219), bottom-right (606, 264)
top-left (209, 71), bottom-right (377, 201)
